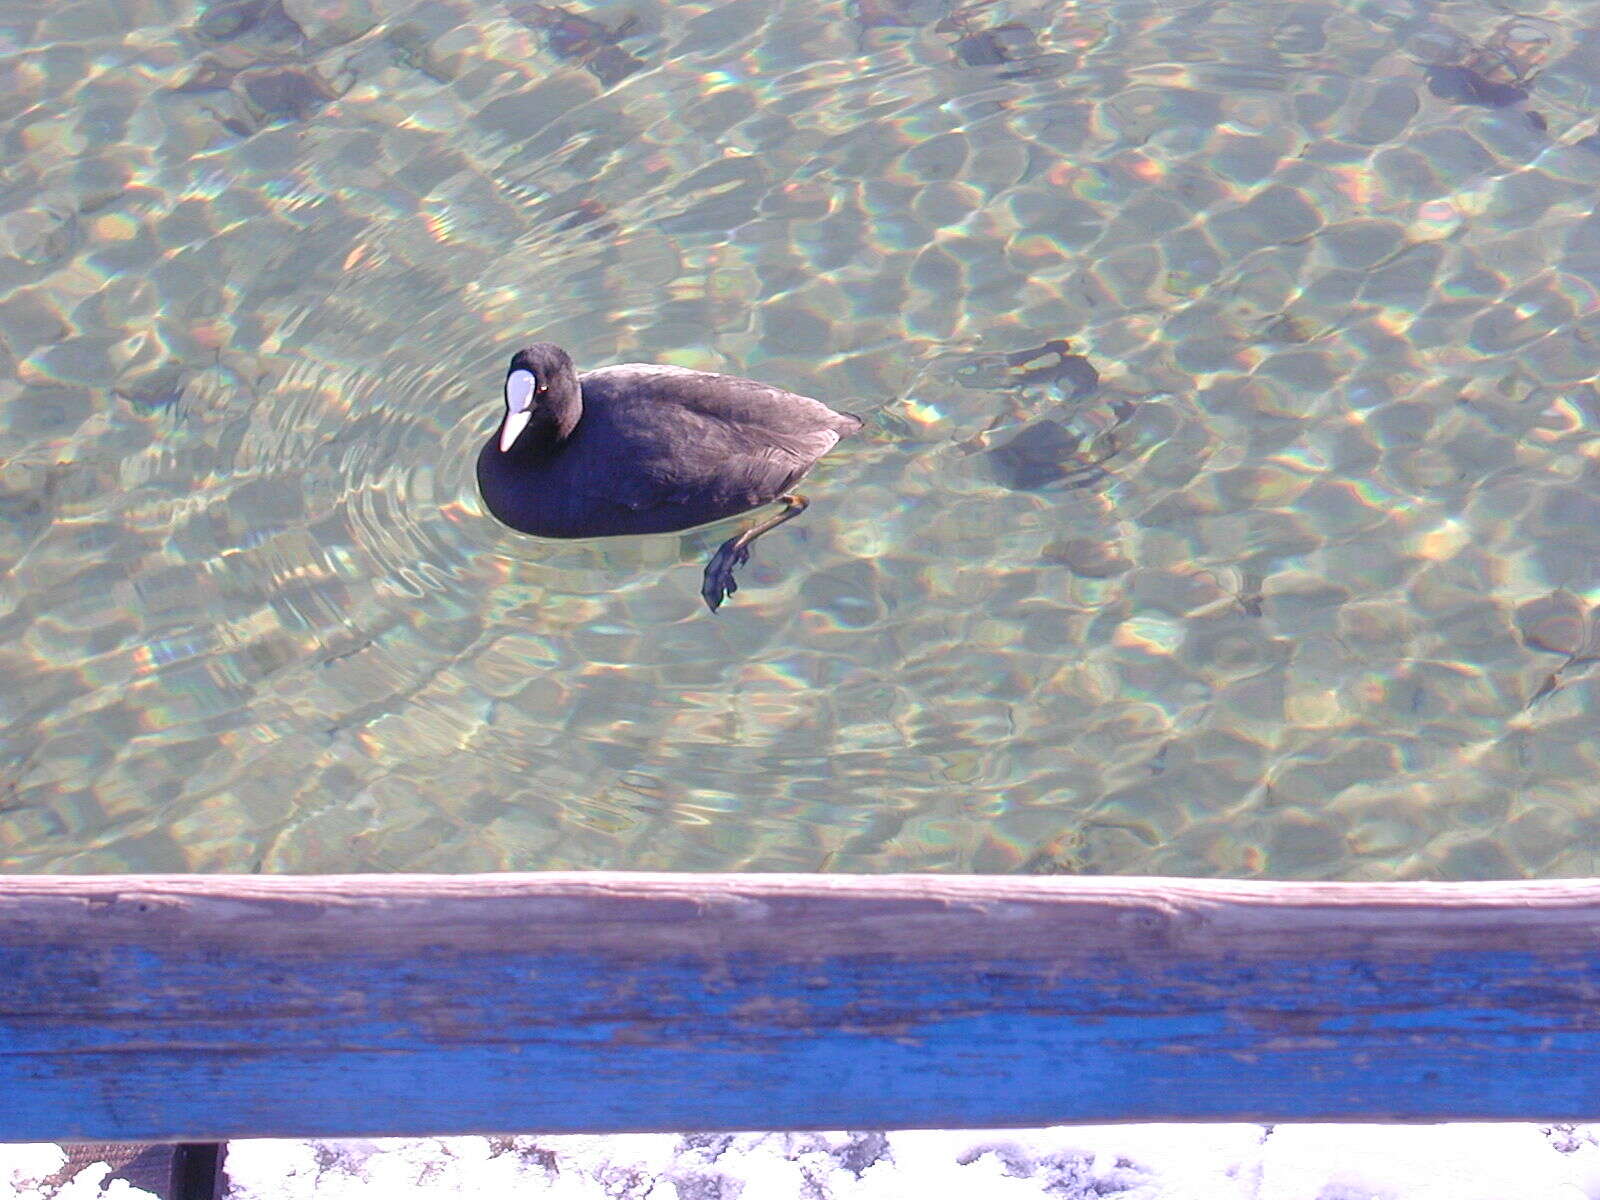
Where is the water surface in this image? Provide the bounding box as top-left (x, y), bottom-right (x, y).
top-left (3, 0), bottom-right (1600, 878)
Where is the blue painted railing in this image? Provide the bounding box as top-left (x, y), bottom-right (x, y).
top-left (3, 874), bottom-right (1598, 1141)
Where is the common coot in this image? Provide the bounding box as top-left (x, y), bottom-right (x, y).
top-left (477, 343), bottom-right (862, 611)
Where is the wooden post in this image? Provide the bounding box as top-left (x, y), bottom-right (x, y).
top-left (3, 873), bottom-right (1600, 1141)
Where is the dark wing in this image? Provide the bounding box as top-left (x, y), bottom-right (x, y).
top-left (583, 365), bottom-right (856, 443)
top-left (575, 365), bottom-right (851, 519)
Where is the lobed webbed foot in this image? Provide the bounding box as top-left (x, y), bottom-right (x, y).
top-left (701, 538), bottom-right (751, 612)
top-left (697, 495), bottom-right (811, 613)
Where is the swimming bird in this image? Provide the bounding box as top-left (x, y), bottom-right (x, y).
top-left (477, 343), bottom-right (862, 612)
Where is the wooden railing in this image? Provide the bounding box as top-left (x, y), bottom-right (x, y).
top-left (5, 873), bottom-right (1600, 1143)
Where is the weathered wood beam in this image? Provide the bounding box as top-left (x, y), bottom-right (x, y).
top-left (3, 873), bottom-right (1600, 1141)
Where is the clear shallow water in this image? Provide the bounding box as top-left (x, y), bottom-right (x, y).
top-left (2, 0), bottom-right (1600, 877)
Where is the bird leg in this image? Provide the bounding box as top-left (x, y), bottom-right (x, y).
top-left (701, 494), bottom-right (810, 612)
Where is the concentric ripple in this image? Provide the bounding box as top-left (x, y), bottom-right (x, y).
top-left (2, 0), bottom-right (1600, 878)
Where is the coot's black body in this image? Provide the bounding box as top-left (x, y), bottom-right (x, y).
top-left (477, 343), bottom-right (861, 610)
